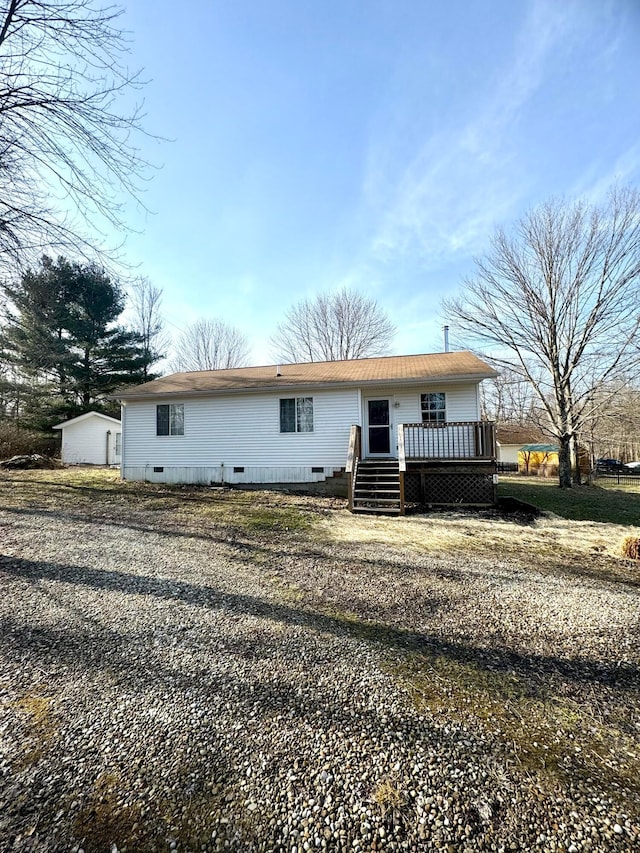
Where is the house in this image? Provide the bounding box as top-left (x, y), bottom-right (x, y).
top-left (114, 351), bottom-right (498, 514)
top-left (53, 411), bottom-right (122, 466)
top-left (496, 425), bottom-right (561, 474)
top-left (518, 443), bottom-right (560, 475)
top-left (496, 425), bottom-right (554, 464)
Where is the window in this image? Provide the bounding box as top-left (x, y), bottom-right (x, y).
top-left (157, 403), bottom-right (184, 436)
top-left (421, 392), bottom-right (446, 423)
top-left (280, 397), bottom-right (313, 433)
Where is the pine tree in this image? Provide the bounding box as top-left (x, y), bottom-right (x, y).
top-left (2, 256), bottom-right (154, 427)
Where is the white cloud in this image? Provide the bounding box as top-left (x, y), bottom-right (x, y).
top-left (363, 0), bottom-right (581, 267)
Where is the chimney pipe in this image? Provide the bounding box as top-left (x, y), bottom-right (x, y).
top-left (443, 325), bottom-right (450, 353)
top-left (276, 365), bottom-right (282, 377)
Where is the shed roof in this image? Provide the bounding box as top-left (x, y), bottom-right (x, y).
top-left (520, 443), bottom-right (559, 453)
top-left (115, 351), bottom-right (496, 401)
top-left (496, 425), bottom-right (551, 446)
top-left (53, 411), bottom-right (121, 430)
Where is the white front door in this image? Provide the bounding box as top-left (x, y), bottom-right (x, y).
top-left (114, 431), bottom-right (122, 464)
top-left (364, 398), bottom-right (393, 457)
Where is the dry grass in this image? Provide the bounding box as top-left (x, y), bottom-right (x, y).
top-left (622, 536), bottom-right (640, 560)
top-left (372, 777), bottom-right (405, 815)
top-left (12, 692), bottom-right (56, 768)
top-left (323, 508), bottom-right (640, 583)
top-left (0, 467), bottom-right (324, 535)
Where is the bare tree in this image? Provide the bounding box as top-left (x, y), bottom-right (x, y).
top-left (445, 185), bottom-right (640, 488)
top-left (170, 319), bottom-right (251, 372)
top-left (0, 0), bottom-right (152, 272)
top-left (271, 287), bottom-right (396, 363)
top-left (480, 365), bottom-right (540, 425)
top-left (129, 277), bottom-right (168, 378)
top-left (586, 379), bottom-right (640, 464)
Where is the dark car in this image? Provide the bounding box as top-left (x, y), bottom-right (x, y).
top-left (596, 458), bottom-right (623, 472)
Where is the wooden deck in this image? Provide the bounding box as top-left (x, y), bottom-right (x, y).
top-left (347, 422), bottom-right (497, 514)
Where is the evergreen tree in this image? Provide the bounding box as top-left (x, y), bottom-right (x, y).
top-left (2, 256), bottom-right (155, 427)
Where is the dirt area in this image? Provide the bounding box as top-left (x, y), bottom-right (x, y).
top-left (0, 469), bottom-right (638, 852)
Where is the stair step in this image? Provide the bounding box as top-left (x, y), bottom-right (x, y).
top-left (353, 498), bottom-right (401, 505)
top-left (354, 489), bottom-right (400, 496)
top-left (352, 505), bottom-right (401, 515)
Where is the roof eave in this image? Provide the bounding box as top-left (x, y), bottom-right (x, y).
top-left (113, 371), bottom-right (497, 402)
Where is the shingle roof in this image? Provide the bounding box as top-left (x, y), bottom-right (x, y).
top-left (496, 425), bottom-right (551, 445)
top-left (115, 351), bottom-right (496, 400)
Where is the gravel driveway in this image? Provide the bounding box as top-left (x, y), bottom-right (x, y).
top-left (0, 472), bottom-right (638, 852)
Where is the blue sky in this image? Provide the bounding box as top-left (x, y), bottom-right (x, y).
top-left (116, 0), bottom-right (640, 365)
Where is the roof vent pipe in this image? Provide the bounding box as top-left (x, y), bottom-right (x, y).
top-left (443, 325), bottom-right (450, 353)
top-left (276, 365), bottom-right (282, 377)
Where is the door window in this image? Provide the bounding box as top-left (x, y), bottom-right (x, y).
top-left (368, 399), bottom-right (391, 454)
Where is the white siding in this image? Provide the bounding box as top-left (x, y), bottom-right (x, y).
top-left (121, 382), bottom-right (485, 483)
top-left (60, 416), bottom-right (121, 465)
top-left (122, 388), bottom-right (360, 481)
top-left (497, 444), bottom-right (520, 464)
top-left (361, 383), bottom-right (481, 456)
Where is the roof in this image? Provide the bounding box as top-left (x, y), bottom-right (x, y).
top-left (520, 443), bottom-right (559, 453)
top-left (114, 351), bottom-right (497, 401)
top-left (496, 425), bottom-right (550, 446)
top-left (53, 411), bottom-right (121, 430)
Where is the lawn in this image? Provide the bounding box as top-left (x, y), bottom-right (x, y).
top-left (498, 473), bottom-right (640, 525)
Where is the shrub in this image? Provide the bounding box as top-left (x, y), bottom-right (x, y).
top-left (621, 536), bottom-right (640, 560)
top-left (0, 422), bottom-right (60, 460)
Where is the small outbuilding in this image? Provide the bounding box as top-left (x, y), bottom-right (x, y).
top-left (53, 412), bottom-right (122, 466)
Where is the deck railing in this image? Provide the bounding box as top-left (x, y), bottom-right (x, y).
top-left (402, 420), bottom-right (496, 461)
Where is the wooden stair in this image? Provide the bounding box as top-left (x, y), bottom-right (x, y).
top-left (352, 459), bottom-right (402, 515)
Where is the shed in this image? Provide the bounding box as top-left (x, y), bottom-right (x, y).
top-left (53, 412), bottom-right (122, 466)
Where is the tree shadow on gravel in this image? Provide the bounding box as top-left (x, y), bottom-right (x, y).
top-left (0, 612), bottom-right (495, 853)
top-left (4, 502), bottom-right (639, 594)
top-left (1, 553), bottom-right (638, 693)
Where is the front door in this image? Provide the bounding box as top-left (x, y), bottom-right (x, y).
top-left (366, 398), bottom-right (392, 456)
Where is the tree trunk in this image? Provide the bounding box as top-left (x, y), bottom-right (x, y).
top-left (558, 434), bottom-right (572, 488)
top-left (571, 433), bottom-right (582, 485)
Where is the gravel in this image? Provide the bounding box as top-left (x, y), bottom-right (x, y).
top-left (0, 488), bottom-right (638, 852)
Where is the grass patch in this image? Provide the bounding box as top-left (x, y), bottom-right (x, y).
top-left (73, 771), bottom-right (147, 852)
top-left (0, 468), bottom-right (321, 537)
top-left (13, 692), bottom-right (56, 768)
top-left (325, 504), bottom-right (640, 586)
top-left (372, 777), bottom-right (405, 816)
top-left (388, 650), bottom-right (640, 810)
top-left (498, 476), bottom-right (640, 525)
top-left (319, 605), bottom-right (640, 812)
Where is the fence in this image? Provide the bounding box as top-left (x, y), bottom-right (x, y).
top-left (496, 462), bottom-right (519, 474)
top-left (594, 470), bottom-right (640, 486)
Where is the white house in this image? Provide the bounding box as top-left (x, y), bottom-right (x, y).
top-left (115, 352), bottom-right (498, 514)
top-left (53, 412), bottom-right (122, 466)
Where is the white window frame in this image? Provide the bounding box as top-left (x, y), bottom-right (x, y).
top-left (157, 403), bottom-right (185, 436)
top-left (280, 397), bottom-right (314, 433)
top-left (420, 392), bottom-right (446, 424)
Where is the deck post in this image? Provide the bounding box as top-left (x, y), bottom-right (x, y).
top-left (397, 423), bottom-right (406, 516)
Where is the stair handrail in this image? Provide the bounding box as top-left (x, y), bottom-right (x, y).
top-left (346, 424), bottom-right (361, 511)
top-left (397, 423), bottom-right (406, 472)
